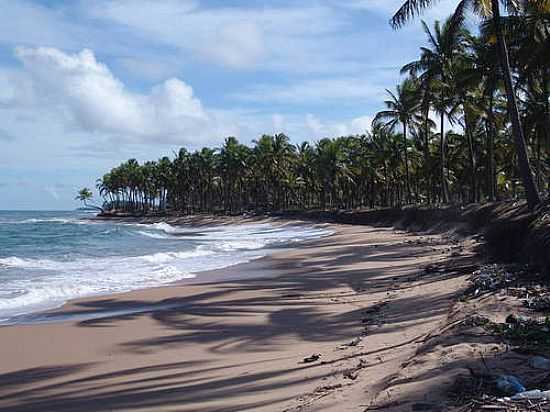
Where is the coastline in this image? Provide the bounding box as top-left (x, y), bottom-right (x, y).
top-left (0, 215), bottom-right (333, 326)
top-left (0, 219), bottom-right (479, 411)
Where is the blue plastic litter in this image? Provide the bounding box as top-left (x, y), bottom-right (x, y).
top-left (495, 375), bottom-right (526, 395)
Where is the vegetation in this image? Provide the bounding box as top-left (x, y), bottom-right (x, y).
top-left (92, 2), bottom-right (548, 215)
top-left (75, 187), bottom-right (103, 212)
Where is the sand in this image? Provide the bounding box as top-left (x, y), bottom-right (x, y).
top-left (0, 221), bottom-right (479, 411)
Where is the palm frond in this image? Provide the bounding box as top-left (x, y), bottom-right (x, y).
top-left (391, 0), bottom-right (439, 29)
top-left (448, 0), bottom-right (470, 38)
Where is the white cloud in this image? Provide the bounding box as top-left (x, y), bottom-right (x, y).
top-left (13, 47), bottom-right (220, 145)
top-left (271, 113), bottom-right (286, 133)
top-left (88, 1), bottom-right (348, 71)
top-left (350, 115), bottom-right (373, 133)
top-left (233, 77), bottom-right (387, 104)
top-left (305, 113), bottom-right (372, 138)
top-left (114, 57), bottom-right (180, 82)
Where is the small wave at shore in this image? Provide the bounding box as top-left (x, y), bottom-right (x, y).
top-left (0, 215), bottom-right (332, 322)
top-left (135, 230), bottom-right (173, 239)
top-left (0, 217), bottom-right (77, 225)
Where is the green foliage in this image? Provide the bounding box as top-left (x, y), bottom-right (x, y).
top-left (75, 187), bottom-right (93, 203)
top-left (94, 2), bottom-right (549, 214)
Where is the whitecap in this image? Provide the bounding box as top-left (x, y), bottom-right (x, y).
top-left (0, 221), bottom-right (333, 322)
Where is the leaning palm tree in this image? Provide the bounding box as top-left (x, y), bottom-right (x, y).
top-left (75, 188), bottom-right (104, 212)
top-left (374, 77), bottom-right (421, 204)
top-left (391, 0), bottom-right (542, 209)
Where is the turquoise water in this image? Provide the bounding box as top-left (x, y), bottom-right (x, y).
top-left (0, 211), bottom-right (330, 322)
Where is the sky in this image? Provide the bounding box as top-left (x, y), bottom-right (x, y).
top-left (0, 0), bottom-right (460, 210)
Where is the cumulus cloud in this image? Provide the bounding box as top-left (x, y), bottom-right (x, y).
top-left (14, 47), bottom-right (216, 145)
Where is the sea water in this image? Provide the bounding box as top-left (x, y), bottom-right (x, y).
top-left (0, 211), bottom-right (330, 323)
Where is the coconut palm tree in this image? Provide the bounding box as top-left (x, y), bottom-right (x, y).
top-left (75, 188), bottom-right (104, 212)
top-left (402, 18), bottom-right (468, 203)
top-left (374, 77), bottom-right (421, 204)
top-left (391, 0), bottom-right (542, 209)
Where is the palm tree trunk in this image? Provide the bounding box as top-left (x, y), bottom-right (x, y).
top-left (540, 69), bottom-right (550, 192)
top-left (486, 119), bottom-right (497, 201)
top-left (487, 94), bottom-right (498, 201)
top-left (464, 109), bottom-right (477, 203)
top-left (440, 108), bottom-right (449, 203)
top-left (491, 0), bottom-right (540, 210)
top-left (423, 103), bottom-right (431, 204)
top-left (402, 122), bottom-right (411, 204)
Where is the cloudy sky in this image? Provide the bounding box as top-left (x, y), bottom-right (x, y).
top-left (0, 0), bottom-right (459, 210)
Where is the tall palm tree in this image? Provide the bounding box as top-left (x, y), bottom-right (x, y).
top-left (391, 0), bottom-right (542, 209)
top-left (374, 77), bottom-right (421, 204)
top-left (463, 34), bottom-right (503, 201)
top-left (402, 18), bottom-right (467, 203)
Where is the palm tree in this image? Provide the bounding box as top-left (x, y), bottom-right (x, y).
top-left (402, 18), bottom-right (467, 203)
top-left (391, 0), bottom-right (542, 209)
top-left (374, 77), bottom-right (420, 204)
top-left (464, 35), bottom-right (503, 201)
top-left (75, 187), bottom-right (103, 212)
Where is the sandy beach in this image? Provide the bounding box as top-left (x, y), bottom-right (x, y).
top-left (0, 221), bottom-right (478, 411)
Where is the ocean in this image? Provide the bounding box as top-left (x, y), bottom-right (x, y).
top-left (0, 211), bottom-right (330, 323)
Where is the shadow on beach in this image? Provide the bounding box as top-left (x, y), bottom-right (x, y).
top-left (0, 226), bottom-right (479, 411)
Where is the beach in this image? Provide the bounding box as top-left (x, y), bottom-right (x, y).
top-left (0, 220), bottom-right (477, 411)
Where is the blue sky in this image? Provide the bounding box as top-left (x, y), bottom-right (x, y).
top-left (0, 0), bottom-right (459, 210)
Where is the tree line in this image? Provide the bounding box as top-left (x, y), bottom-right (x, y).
top-left (88, 1), bottom-right (548, 214)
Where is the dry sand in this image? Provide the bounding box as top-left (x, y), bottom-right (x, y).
top-left (0, 222), bottom-right (480, 411)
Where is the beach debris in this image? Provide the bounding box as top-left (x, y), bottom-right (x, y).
top-left (466, 264), bottom-right (517, 297)
top-left (347, 337), bottom-right (362, 346)
top-left (339, 336), bottom-right (362, 350)
top-left (495, 375), bottom-right (526, 395)
top-left (473, 313), bottom-right (550, 346)
top-left (302, 354), bottom-right (321, 363)
top-left (315, 383), bottom-right (342, 393)
top-left (505, 313), bottom-right (530, 325)
top-left (451, 370), bottom-right (550, 410)
top-left (522, 288), bottom-right (550, 312)
top-left (529, 356), bottom-right (550, 370)
top-left (343, 371), bottom-right (358, 380)
top-left (510, 389), bottom-right (550, 400)
top-left (525, 295), bottom-right (550, 312)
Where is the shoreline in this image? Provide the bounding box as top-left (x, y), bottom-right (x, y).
top-left (2, 215), bottom-right (334, 326)
top-left (0, 219), bottom-right (480, 411)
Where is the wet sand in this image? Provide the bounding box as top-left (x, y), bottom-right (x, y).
top-left (0, 222), bottom-right (477, 411)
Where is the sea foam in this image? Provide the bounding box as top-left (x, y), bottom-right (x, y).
top-left (0, 214), bottom-right (331, 322)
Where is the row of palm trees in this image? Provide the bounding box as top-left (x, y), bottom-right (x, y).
top-left (90, 0), bottom-right (548, 214)
top-left (388, 0), bottom-right (549, 210)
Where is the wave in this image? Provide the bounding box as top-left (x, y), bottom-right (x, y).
top-left (0, 220), bottom-right (332, 322)
top-left (0, 248), bottom-right (217, 271)
top-left (135, 230), bottom-right (172, 240)
top-left (0, 245), bottom-right (262, 320)
top-left (0, 248), bottom-right (209, 320)
top-left (0, 217), bottom-right (97, 225)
